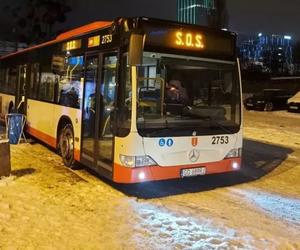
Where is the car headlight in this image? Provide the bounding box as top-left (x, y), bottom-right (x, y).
top-left (119, 155), bottom-right (157, 168)
top-left (225, 148), bottom-right (242, 159)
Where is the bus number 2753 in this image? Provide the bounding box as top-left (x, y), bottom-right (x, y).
top-left (212, 136), bottom-right (229, 145)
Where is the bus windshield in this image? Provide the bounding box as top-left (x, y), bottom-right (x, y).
top-left (136, 52), bottom-right (241, 137)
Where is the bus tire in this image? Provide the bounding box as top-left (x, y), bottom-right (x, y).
top-left (59, 124), bottom-right (75, 168)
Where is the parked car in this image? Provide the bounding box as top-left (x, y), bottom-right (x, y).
top-left (244, 89), bottom-right (293, 111)
top-left (287, 91), bottom-right (300, 113)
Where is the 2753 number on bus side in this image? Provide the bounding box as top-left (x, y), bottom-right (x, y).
top-left (212, 136), bottom-right (229, 145)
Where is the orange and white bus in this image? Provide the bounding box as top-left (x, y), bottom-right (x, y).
top-left (0, 17), bottom-right (242, 183)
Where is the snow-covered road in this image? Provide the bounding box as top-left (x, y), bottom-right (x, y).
top-left (0, 111), bottom-right (300, 249)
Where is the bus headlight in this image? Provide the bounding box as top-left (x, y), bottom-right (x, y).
top-left (225, 148), bottom-right (242, 159)
top-left (119, 155), bottom-right (157, 168)
top-left (119, 155), bottom-right (135, 168)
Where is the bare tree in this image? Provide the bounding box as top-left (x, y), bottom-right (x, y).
top-left (5, 0), bottom-right (71, 45)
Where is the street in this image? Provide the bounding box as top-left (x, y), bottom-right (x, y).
top-left (0, 110), bottom-right (300, 249)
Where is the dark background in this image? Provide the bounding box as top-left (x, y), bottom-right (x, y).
top-left (0, 0), bottom-right (299, 40)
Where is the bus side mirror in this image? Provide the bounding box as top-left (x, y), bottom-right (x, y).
top-left (128, 33), bottom-right (145, 66)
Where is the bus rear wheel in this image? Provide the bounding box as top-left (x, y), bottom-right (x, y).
top-left (59, 124), bottom-right (75, 168)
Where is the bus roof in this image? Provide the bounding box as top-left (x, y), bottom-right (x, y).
top-left (1, 17), bottom-right (236, 60)
top-left (1, 21), bottom-right (112, 59)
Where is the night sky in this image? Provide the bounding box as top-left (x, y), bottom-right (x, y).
top-left (0, 0), bottom-right (299, 40)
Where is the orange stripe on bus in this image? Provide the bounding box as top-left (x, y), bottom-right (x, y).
top-left (74, 149), bottom-right (80, 162)
top-left (27, 126), bottom-right (57, 148)
top-left (113, 158), bottom-right (242, 184)
top-left (27, 126), bottom-right (80, 162)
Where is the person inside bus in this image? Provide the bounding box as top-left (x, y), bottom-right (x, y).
top-left (165, 80), bottom-right (189, 106)
top-left (165, 79), bottom-right (190, 116)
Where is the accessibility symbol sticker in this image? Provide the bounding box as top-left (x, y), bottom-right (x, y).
top-left (159, 138), bottom-right (166, 147)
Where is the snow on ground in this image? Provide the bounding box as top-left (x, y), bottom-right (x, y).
top-left (0, 110), bottom-right (300, 249)
top-left (231, 188), bottom-right (300, 227)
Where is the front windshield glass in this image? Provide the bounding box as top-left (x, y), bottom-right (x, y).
top-left (136, 52), bottom-right (241, 137)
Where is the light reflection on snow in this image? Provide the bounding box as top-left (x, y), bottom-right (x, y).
top-left (131, 202), bottom-right (255, 250)
top-left (233, 189), bottom-right (300, 226)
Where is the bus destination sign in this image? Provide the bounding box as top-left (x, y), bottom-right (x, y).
top-left (142, 22), bottom-right (235, 58)
top-left (175, 31), bottom-right (205, 50)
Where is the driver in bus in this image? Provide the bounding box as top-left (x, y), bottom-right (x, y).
top-left (166, 80), bottom-right (189, 106)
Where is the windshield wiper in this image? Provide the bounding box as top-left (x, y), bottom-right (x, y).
top-left (146, 126), bottom-right (189, 137)
top-left (208, 118), bottom-right (234, 134)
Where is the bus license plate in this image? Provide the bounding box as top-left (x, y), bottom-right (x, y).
top-left (181, 167), bottom-right (206, 178)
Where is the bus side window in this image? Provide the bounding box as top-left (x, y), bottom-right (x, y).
top-left (4, 68), bottom-right (9, 93)
top-left (0, 68), bottom-right (5, 93)
top-left (29, 63), bottom-right (40, 99)
top-left (38, 68), bottom-right (56, 102)
top-left (57, 55), bottom-right (84, 109)
top-left (8, 67), bottom-right (17, 95)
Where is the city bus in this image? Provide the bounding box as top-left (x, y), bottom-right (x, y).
top-left (0, 17), bottom-right (242, 183)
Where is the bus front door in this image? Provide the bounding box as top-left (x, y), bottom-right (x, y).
top-left (81, 53), bottom-right (117, 179)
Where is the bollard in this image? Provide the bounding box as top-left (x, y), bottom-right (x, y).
top-left (0, 139), bottom-right (11, 177)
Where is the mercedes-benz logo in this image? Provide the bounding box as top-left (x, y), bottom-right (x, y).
top-left (188, 149), bottom-right (200, 162)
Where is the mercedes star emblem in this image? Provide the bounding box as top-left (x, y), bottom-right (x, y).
top-left (188, 149), bottom-right (200, 162)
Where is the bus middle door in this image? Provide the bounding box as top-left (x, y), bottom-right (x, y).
top-left (81, 52), bottom-right (117, 179)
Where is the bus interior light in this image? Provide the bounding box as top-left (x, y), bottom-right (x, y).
top-left (224, 148), bottom-right (242, 159)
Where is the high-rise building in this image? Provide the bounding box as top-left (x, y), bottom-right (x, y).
top-left (177, 0), bottom-right (216, 26)
top-left (239, 33), bottom-right (294, 74)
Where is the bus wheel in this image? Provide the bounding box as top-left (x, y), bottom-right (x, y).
top-left (59, 124), bottom-right (75, 168)
top-left (264, 102), bottom-right (273, 112)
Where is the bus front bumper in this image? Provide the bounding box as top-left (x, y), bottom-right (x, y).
top-left (113, 157), bottom-right (242, 184)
